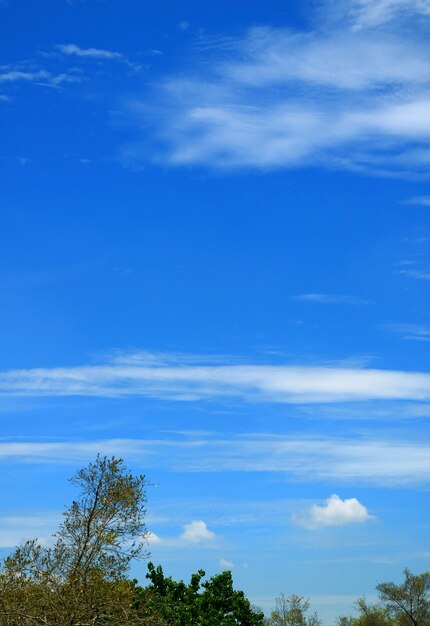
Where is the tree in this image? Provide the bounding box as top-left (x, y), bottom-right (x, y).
top-left (136, 562), bottom-right (265, 626)
top-left (265, 594), bottom-right (321, 626)
top-left (377, 569), bottom-right (430, 626)
top-left (0, 455), bottom-right (151, 626)
top-left (338, 597), bottom-right (392, 626)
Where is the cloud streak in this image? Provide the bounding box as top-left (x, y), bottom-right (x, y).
top-left (0, 514), bottom-right (60, 548)
top-left (2, 352), bottom-right (430, 405)
top-left (0, 435), bottom-right (429, 486)
top-left (0, 68), bottom-right (80, 86)
top-left (383, 323), bottom-right (430, 341)
top-left (56, 43), bottom-right (125, 61)
top-left (403, 195), bottom-right (430, 206)
top-left (294, 294), bottom-right (367, 305)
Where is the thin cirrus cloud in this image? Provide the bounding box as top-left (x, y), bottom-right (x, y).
top-left (294, 294), bottom-right (367, 305)
top-left (347, 0), bottom-right (430, 29)
top-left (383, 323), bottom-right (430, 342)
top-left (0, 514), bottom-right (59, 548)
top-left (0, 436), bottom-right (430, 486)
top-left (403, 195), bottom-right (430, 206)
top-left (292, 494), bottom-right (374, 529)
top-left (124, 1), bottom-right (430, 175)
top-left (2, 352), bottom-right (430, 404)
top-left (0, 68), bottom-right (80, 86)
top-left (399, 268), bottom-right (430, 281)
top-left (56, 43), bottom-right (125, 61)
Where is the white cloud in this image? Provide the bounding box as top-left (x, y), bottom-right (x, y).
top-left (2, 352), bottom-right (430, 404)
top-left (224, 28), bottom-right (430, 90)
top-left (294, 294), bottom-right (367, 305)
top-left (404, 195), bottom-right (430, 205)
top-left (293, 494), bottom-right (374, 529)
top-left (146, 531), bottom-right (162, 544)
top-left (124, 5), bottom-right (430, 176)
top-left (219, 558), bottom-right (234, 569)
top-left (1, 436), bottom-right (430, 486)
top-left (0, 70), bottom-right (50, 83)
top-left (383, 323), bottom-right (430, 341)
top-left (0, 514), bottom-right (59, 548)
top-left (180, 520), bottom-right (216, 543)
top-left (56, 43), bottom-right (124, 60)
top-left (399, 268), bottom-right (430, 281)
top-left (349, 0), bottom-right (430, 29)
top-left (0, 68), bottom-right (81, 87)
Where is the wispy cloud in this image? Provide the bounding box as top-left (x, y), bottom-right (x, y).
top-left (0, 353), bottom-right (428, 403)
top-left (293, 494), bottom-right (374, 529)
top-left (0, 69), bottom-right (50, 83)
top-left (294, 294), bottom-right (368, 305)
top-left (0, 514), bottom-right (59, 548)
top-left (56, 43), bottom-right (125, 61)
top-left (403, 195), bottom-right (430, 206)
top-left (383, 323), bottom-right (430, 341)
top-left (348, 0), bottom-right (430, 29)
top-left (1, 436), bottom-right (430, 486)
top-left (2, 352), bottom-right (430, 404)
top-left (399, 268), bottom-right (430, 281)
top-left (0, 68), bottom-right (80, 86)
top-left (124, 2), bottom-right (430, 175)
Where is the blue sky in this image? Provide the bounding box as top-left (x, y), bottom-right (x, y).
top-left (1, 0), bottom-right (430, 621)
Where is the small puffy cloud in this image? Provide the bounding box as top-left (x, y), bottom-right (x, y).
top-left (219, 558), bottom-right (234, 569)
top-left (146, 531), bottom-right (162, 544)
top-left (180, 520), bottom-right (216, 543)
top-left (293, 494), bottom-right (374, 529)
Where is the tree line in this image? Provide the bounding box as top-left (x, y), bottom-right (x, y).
top-left (0, 456), bottom-right (428, 626)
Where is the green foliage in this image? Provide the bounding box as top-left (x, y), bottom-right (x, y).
top-left (265, 594), bottom-right (321, 626)
top-left (376, 569), bottom-right (430, 626)
top-left (0, 455), bottom-right (150, 626)
top-left (350, 597), bottom-right (392, 626)
top-left (335, 569), bottom-right (430, 626)
top-left (137, 562), bottom-right (265, 626)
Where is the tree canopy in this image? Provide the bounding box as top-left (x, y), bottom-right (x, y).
top-left (0, 455), bottom-right (150, 626)
top-left (377, 569), bottom-right (430, 626)
top-left (264, 594), bottom-right (321, 626)
top-left (135, 562), bottom-right (265, 626)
